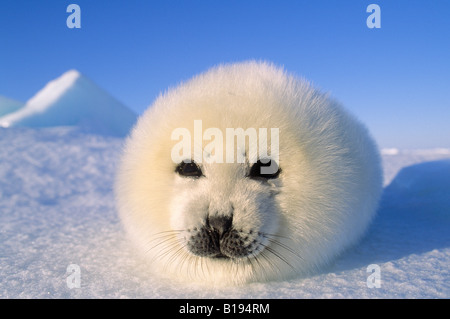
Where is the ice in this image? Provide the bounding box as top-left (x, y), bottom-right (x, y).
top-left (0, 71), bottom-right (137, 137)
top-left (0, 95), bottom-right (24, 117)
top-left (0, 127), bottom-right (449, 298)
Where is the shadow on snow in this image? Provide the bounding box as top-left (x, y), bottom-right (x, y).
top-left (334, 159), bottom-right (450, 272)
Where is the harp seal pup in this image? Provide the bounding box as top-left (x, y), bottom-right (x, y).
top-left (115, 61), bottom-right (383, 285)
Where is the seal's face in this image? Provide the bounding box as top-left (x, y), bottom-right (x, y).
top-left (116, 61), bottom-right (383, 285)
top-left (170, 158), bottom-right (282, 261)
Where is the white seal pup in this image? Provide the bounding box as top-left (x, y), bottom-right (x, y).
top-left (115, 61), bottom-right (383, 285)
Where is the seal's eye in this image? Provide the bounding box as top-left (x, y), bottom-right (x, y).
top-left (248, 159), bottom-right (281, 179)
top-left (175, 160), bottom-right (203, 178)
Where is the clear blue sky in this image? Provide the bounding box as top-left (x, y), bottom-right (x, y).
top-left (1, 1), bottom-right (449, 148)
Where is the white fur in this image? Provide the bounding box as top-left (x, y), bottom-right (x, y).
top-left (115, 61), bottom-right (383, 285)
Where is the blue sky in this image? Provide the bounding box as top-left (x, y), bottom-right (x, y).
top-left (1, 0), bottom-right (449, 148)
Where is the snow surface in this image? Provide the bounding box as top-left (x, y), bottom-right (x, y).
top-left (0, 71), bottom-right (137, 137)
top-left (1, 127), bottom-right (449, 298)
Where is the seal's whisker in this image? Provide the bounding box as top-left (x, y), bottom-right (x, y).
top-left (265, 238), bottom-right (304, 261)
top-left (260, 232), bottom-right (291, 240)
top-left (190, 254), bottom-right (199, 280)
top-left (150, 238), bottom-right (182, 260)
top-left (245, 255), bottom-right (255, 273)
top-left (193, 253), bottom-right (200, 279)
top-left (200, 256), bottom-right (206, 278)
top-left (259, 249), bottom-right (280, 277)
top-left (260, 242), bottom-right (296, 272)
top-left (178, 244), bottom-right (194, 276)
top-left (152, 229), bottom-right (184, 235)
top-left (246, 251), bottom-right (267, 280)
top-left (165, 241), bottom-right (189, 269)
top-left (145, 235), bottom-right (179, 254)
top-left (149, 231), bottom-right (182, 240)
top-left (145, 234), bottom-right (180, 248)
top-left (146, 230), bottom-right (184, 243)
top-left (142, 231), bottom-right (183, 252)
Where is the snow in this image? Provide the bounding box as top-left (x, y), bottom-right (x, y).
top-left (0, 70), bottom-right (137, 137)
top-left (1, 126), bottom-right (449, 298)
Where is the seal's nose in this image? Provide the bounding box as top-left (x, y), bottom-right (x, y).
top-left (207, 215), bottom-right (233, 237)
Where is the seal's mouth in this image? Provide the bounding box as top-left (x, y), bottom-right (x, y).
top-left (185, 220), bottom-right (265, 260)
